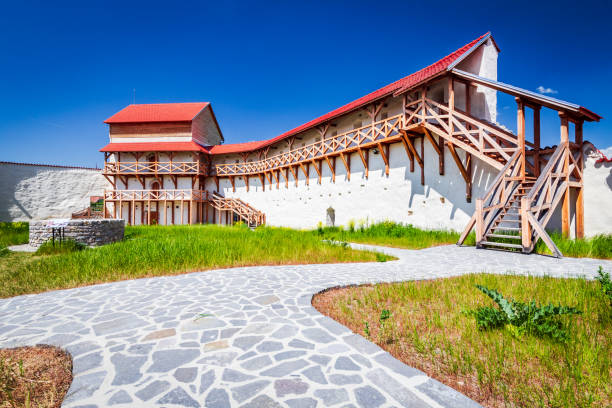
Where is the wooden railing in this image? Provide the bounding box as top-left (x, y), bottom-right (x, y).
top-left (209, 193), bottom-right (265, 226)
top-left (521, 143), bottom-right (577, 257)
top-left (458, 150), bottom-right (521, 244)
top-left (407, 97), bottom-right (521, 170)
top-left (104, 189), bottom-right (209, 201)
top-left (215, 114), bottom-right (404, 176)
top-left (104, 161), bottom-right (206, 175)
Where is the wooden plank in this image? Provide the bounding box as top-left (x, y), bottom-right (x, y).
top-left (230, 176), bottom-right (235, 192)
top-left (526, 212), bottom-right (563, 257)
top-left (357, 148), bottom-right (368, 178)
top-left (378, 143), bottom-right (389, 176)
top-left (516, 98), bottom-right (526, 179)
top-left (325, 156), bottom-right (335, 183)
top-left (339, 152), bottom-right (350, 181)
top-left (399, 131), bottom-right (415, 172)
top-left (312, 160), bottom-right (322, 184)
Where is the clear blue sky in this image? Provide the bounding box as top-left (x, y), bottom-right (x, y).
top-left (0, 0), bottom-right (610, 167)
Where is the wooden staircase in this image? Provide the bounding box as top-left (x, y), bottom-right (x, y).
top-left (210, 192), bottom-right (266, 228)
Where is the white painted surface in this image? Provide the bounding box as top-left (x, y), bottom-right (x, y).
top-left (583, 145), bottom-right (612, 237)
top-left (0, 163), bottom-right (109, 222)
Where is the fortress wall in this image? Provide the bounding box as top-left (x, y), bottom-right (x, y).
top-left (0, 162), bottom-right (109, 222)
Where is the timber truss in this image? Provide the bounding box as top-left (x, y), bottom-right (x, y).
top-left (212, 71), bottom-right (599, 257)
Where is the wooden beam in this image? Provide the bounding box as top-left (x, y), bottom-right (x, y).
top-left (289, 166), bottom-right (298, 187)
top-left (230, 176), bottom-right (235, 192)
top-left (299, 162), bottom-right (309, 185)
top-left (339, 152), bottom-right (350, 181)
top-left (258, 173), bottom-right (265, 191)
top-left (357, 148), bottom-right (368, 178)
top-left (516, 97), bottom-right (526, 179)
top-left (325, 156), bottom-right (335, 183)
top-left (312, 160), bottom-right (322, 184)
top-left (214, 176), bottom-right (219, 192)
top-left (423, 128), bottom-right (441, 155)
top-left (244, 175), bottom-right (249, 192)
top-left (533, 105), bottom-right (541, 177)
top-left (447, 143), bottom-right (471, 200)
top-left (561, 114), bottom-right (570, 238)
top-left (271, 170), bottom-right (279, 189)
top-left (399, 131), bottom-right (415, 172)
top-left (378, 143), bottom-right (389, 176)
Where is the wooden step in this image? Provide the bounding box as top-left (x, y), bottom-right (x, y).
top-left (486, 233), bottom-right (521, 239)
top-left (492, 226), bottom-right (521, 231)
top-left (480, 241), bottom-right (523, 249)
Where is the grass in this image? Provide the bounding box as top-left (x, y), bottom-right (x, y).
top-left (315, 220), bottom-right (612, 259)
top-left (0, 346), bottom-right (72, 408)
top-left (0, 222), bottom-right (28, 247)
top-left (313, 274), bottom-right (611, 408)
top-left (0, 224), bottom-right (393, 298)
top-left (314, 220), bottom-right (475, 249)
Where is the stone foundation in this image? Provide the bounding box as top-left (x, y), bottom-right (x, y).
top-left (29, 219), bottom-right (125, 248)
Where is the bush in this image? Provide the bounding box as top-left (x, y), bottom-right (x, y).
top-left (0, 222), bottom-right (29, 246)
top-left (596, 266), bottom-right (612, 306)
top-left (472, 284), bottom-right (581, 342)
top-left (36, 239), bottom-right (85, 255)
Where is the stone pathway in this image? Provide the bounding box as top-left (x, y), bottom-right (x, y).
top-left (0, 244), bottom-right (610, 408)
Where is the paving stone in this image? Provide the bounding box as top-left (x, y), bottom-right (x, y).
top-left (222, 368), bottom-right (255, 382)
top-left (157, 387), bottom-right (199, 407)
top-left (107, 390), bottom-right (132, 405)
top-left (308, 354), bottom-right (332, 366)
top-left (204, 339), bottom-right (229, 351)
top-left (274, 378), bottom-right (308, 397)
top-left (270, 324), bottom-right (299, 339)
top-left (234, 335), bottom-right (265, 351)
top-left (73, 351), bottom-right (103, 374)
top-left (260, 359), bottom-right (309, 377)
top-left (148, 349), bottom-right (199, 372)
top-left (288, 339), bottom-right (315, 350)
top-left (302, 328), bottom-right (335, 344)
top-left (199, 369), bottom-right (215, 394)
top-left (200, 329), bottom-right (219, 342)
top-left (197, 350), bottom-right (238, 366)
top-left (64, 341), bottom-right (100, 357)
top-left (240, 394), bottom-right (282, 408)
top-left (314, 389), bottom-right (349, 406)
top-left (366, 368), bottom-right (429, 408)
top-left (416, 378), bottom-right (482, 408)
top-left (335, 356), bottom-right (360, 371)
top-left (221, 327), bottom-right (241, 338)
top-left (110, 353), bottom-right (147, 385)
top-left (135, 380), bottom-right (171, 401)
top-left (174, 367), bottom-right (198, 383)
top-left (238, 350), bottom-right (257, 360)
top-left (40, 333), bottom-right (79, 347)
top-left (241, 355), bottom-right (274, 371)
top-left (329, 374), bottom-right (363, 385)
top-left (301, 365), bottom-right (327, 385)
top-left (205, 388), bottom-right (231, 408)
top-left (181, 317), bottom-right (226, 331)
top-left (354, 385), bottom-right (386, 408)
top-left (256, 341), bottom-right (283, 353)
top-left (342, 334), bottom-right (382, 354)
top-left (62, 370), bottom-right (106, 404)
top-left (374, 352), bottom-right (424, 378)
top-left (127, 343), bottom-right (154, 355)
top-left (349, 353), bottom-right (372, 368)
top-left (231, 380), bottom-right (270, 403)
top-left (92, 316), bottom-right (148, 336)
top-left (274, 350), bottom-right (306, 361)
top-left (285, 398), bottom-right (318, 408)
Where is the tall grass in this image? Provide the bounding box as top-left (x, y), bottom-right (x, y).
top-left (0, 224), bottom-right (390, 298)
top-left (535, 232), bottom-right (612, 259)
top-left (0, 222), bottom-right (29, 247)
top-left (315, 220), bottom-right (475, 249)
top-left (313, 274), bottom-right (611, 408)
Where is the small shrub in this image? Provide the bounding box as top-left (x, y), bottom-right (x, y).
top-left (0, 246), bottom-right (9, 258)
top-left (375, 253), bottom-right (388, 262)
top-left (347, 220), bottom-right (356, 233)
top-left (36, 239), bottom-right (85, 255)
top-left (363, 321), bottom-right (370, 338)
top-left (596, 266), bottom-right (612, 306)
top-left (316, 221), bottom-right (324, 235)
top-left (472, 285), bottom-right (581, 342)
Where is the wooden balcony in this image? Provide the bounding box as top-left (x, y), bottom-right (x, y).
top-left (104, 189), bottom-right (209, 202)
top-left (103, 161), bottom-right (207, 175)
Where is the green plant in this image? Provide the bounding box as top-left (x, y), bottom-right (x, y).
top-left (347, 220), bottom-right (356, 233)
top-left (472, 285), bottom-right (581, 342)
top-left (35, 239), bottom-right (85, 255)
top-left (0, 246), bottom-right (9, 258)
top-left (0, 222), bottom-right (29, 246)
top-left (596, 266), bottom-right (612, 306)
top-left (375, 252), bottom-right (388, 262)
top-left (316, 221), bottom-right (324, 235)
top-left (363, 321), bottom-right (370, 338)
top-left (0, 356), bottom-right (31, 407)
top-left (378, 309), bottom-right (393, 344)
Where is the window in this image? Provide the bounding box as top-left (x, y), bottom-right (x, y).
top-left (147, 154), bottom-right (155, 162)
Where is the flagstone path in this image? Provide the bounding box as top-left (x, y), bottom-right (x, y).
top-left (1, 244), bottom-right (610, 408)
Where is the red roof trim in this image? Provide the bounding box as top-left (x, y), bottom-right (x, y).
top-left (99, 141), bottom-right (209, 153)
top-left (104, 102), bottom-right (210, 124)
top-left (211, 33), bottom-right (490, 155)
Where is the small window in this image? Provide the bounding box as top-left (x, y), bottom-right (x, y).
top-left (146, 154), bottom-right (155, 162)
top-left (380, 112), bottom-right (388, 120)
top-left (353, 121), bottom-right (362, 129)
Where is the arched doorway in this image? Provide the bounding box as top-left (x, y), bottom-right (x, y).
top-left (326, 207), bottom-right (335, 227)
top-left (147, 181), bottom-right (161, 225)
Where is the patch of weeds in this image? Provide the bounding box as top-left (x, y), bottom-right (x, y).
top-left (471, 285), bottom-right (581, 342)
top-left (378, 309), bottom-right (393, 344)
top-left (0, 246), bottom-right (9, 258)
top-left (375, 252), bottom-right (388, 262)
top-left (36, 239), bottom-right (85, 255)
top-left (363, 321), bottom-right (370, 339)
top-left (0, 356), bottom-right (31, 407)
top-left (596, 266), bottom-right (612, 306)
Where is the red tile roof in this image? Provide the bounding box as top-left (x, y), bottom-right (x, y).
top-left (99, 141), bottom-right (209, 153)
top-left (211, 33), bottom-right (490, 155)
top-left (104, 102), bottom-right (210, 124)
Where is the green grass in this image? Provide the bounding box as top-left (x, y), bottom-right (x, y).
top-left (0, 224), bottom-right (392, 298)
top-left (0, 222), bottom-right (29, 247)
top-left (314, 220), bottom-right (475, 249)
top-left (316, 221), bottom-right (612, 259)
top-left (313, 274), bottom-right (611, 408)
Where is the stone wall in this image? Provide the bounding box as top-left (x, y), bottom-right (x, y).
top-left (0, 162), bottom-right (109, 222)
top-left (29, 219), bottom-right (125, 248)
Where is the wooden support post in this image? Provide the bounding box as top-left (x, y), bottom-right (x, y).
top-left (230, 176), bottom-right (235, 192)
top-left (131, 201), bottom-right (135, 225)
top-left (447, 143), bottom-right (471, 201)
top-left (516, 98), bottom-right (526, 179)
top-left (188, 200), bottom-right (192, 225)
top-left (146, 201), bottom-right (150, 225)
top-left (119, 200), bottom-right (123, 221)
top-left (340, 153), bottom-right (350, 181)
top-left (475, 199), bottom-right (483, 245)
top-left (521, 196), bottom-right (531, 252)
top-left (180, 200), bottom-right (184, 225)
top-left (312, 160), bottom-right (322, 184)
top-left (447, 76), bottom-right (454, 136)
top-left (205, 202), bottom-right (208, 224)
top-left (399, 131), bottom-right (414, 172)
top-left (258, 173), bottom-right (265, 191)
top-left (299, 163), bottom-right (309, 185)
top-left (163, 200), bottom-right (167, 225)
top-left (560, 114), bottom-right (570, 238)
top-left (244, 176), bottom-right (249, 192)
top-left (325, 156), bottom-right (335, 183)
top-left (533, 105), bottom-right (541, 177)
top-left (575, 120), bottom-right (584, 239)
top-left (420, 137), bottom-right (424, 185)
top-left (378, 143), bottom-right (389, 176)
top-left (357, 148), bottom-right (368, 178)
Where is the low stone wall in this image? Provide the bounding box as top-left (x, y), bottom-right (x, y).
top-left (29, 219), bottom-right (125, 248)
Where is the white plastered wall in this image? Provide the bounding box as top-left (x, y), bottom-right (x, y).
top-left (0, 163), bottom-right (110, 221)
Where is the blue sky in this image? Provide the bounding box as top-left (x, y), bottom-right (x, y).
top-left (0, 0), bottom-right (610, 167)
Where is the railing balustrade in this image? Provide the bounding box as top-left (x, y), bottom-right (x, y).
top-left (103, 161), bottom-right (206, 175)
top-left (104, 189), bottom-right (209, 201)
